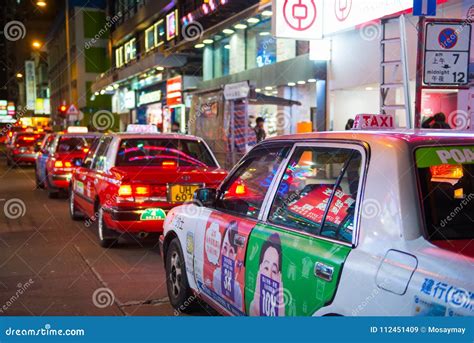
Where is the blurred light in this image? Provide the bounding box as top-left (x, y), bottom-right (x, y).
top-left (194, 43), bottom-right (205, 48)
top-left (272, 90), bottom-right (278, 94)
top-left (262, 10), bottom-right (272, 16)
top-left (32, 41), bottom-right (42, 49)
top-left (224, 44), bottom-right (230, 49)
top-left (16, 73), bottom-right (23, 78)
top-left (297, 80), bottom-right (306, 85)
top-left (365, 86), bottom-right (374, 91)
top-left (223, 29), bottom-right (234, 34)
top-left (287, 82), bottom-right (296, 87)
top-left (100, 90), bottom-right (106, 95)
top-left (36, 1), bottom-right (46, 7)
top-left (247, 18), bottom-right (260, 24)
top-left (156, 66), bottom-right (165, 71)
top-left (264, 86), bottom-right (273, 90)
top-left (234, 23), bottom-right (247, 30)
top-left (203, 39), bottom-right (214, 44)
top-left (259, 32), bottom-right (270, 36)
top-left (308, 79), bottom-right (317, 83)
top-left (255, 88), bottom-right (261, 92)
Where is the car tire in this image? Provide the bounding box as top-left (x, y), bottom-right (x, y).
top-left (166, 238), bottom-right (197, 313)
top-left (69, 191), bottom-right (83, 220)
top-left (97, 207), bottom-right (118, 248)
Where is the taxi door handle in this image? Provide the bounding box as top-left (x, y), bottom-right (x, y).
top-left (314, 262), bottom-right (334, 282)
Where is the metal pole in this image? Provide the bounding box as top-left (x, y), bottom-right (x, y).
top-left (65, 0), bottom-right (73, 106)
top-left (414, 16), bottom-right (426, 129)
top-left (399, 14), bottom-right (412, 128)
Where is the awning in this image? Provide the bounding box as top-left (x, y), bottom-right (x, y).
top-left (249, 93), bottom-right (301, 107)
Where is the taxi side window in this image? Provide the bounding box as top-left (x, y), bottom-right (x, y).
top-left (91, 137), bottom-right (112, 172)
top-left (215, 146), bottom-right (290, 219)
top-left (82, 140), bottom-right (100, 169)
top-left (42, 136), bottom-right (54, 154)
top-left (268, 146), bottom-right (362, 243)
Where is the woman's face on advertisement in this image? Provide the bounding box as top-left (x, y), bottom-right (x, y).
top-left (222, 232), bottom-right (236, 259)
top-left (260, 247), bottom-right (280, 280)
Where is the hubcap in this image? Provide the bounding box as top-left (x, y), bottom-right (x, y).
top-left (98, 208), bottom-right (104, 240)
top-left (170, 251), bottom-right (182, 297)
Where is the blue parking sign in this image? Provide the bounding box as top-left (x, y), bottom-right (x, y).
top-left (413, 0), bottom-right (437, 16)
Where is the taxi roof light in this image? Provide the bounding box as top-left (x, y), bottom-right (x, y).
top-left (352, 114), bottom-right (395, 130)
top-left (126, 124), bottom-right (158, 133)
top-left (67, 126), bottom-right (89, 133)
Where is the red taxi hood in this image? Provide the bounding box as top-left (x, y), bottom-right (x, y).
top-left (110, 166), bottom-right (227, 186)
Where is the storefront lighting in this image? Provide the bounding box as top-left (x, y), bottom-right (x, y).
top-left (287, 82), bottom-right (296, 87)
top-left (297, 81), bottom-right (306, 85)
top-left (100, 90), bottom-right (106, 95)
top-left (36, 1), bottom-right (47, 7)
top-left (105, 86), bottom-right (114, 92)
top-left (261, 10), bottom-right (272, 17)
top-left (224, 44), bottom-right (230, 49)
top-left (234, 23), bottom-right (247, 30)
top-left (247, 18), bottom-right (260, 24)
top-left (264, 86), bottom-right (273, 91)
top-left (16, 73), bottom-right (23, 78)
top-left (259, 32), bottom-right (270, 36)
top-left (308, 79), bottom-right (317, 83)
top-left (194, 43), bottom-right (205, 48)
top-left (223, 29), bottom-right (235, 34)
top-left (94, 91), bottom-right (100, 96)
top-left (365, 86), bottom-right (374, 91)
top-left (156, 66), bottom-right (165, 71)
top-left (203, 39), bottom-right (214, 44)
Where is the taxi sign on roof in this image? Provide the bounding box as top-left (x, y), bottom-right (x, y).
top-left (126, 124), bottom-right (158, 133)
top-left (353, 114), bottom-right (395, 130)
top-left (67, 126), bottom-right (89, 133)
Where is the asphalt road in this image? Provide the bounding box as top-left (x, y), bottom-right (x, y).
top-left (0, 156), bottom-right (207, 316)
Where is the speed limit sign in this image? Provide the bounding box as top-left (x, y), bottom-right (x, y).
top-left (423, 21), bottom-right (471, 86)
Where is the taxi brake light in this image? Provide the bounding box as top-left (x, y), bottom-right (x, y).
top-left (54, 161), bottom-right (64, 168)
top-left (83, 148), bottom-right (89, 153)
top-left (64, 161), bottom-right (72, 168)
top-left (118, 184), bottom-right (133, 196)
top-left (162, 161), bottom-right (176, 167)
top-left (235, 184), bottom-right (246, 195)
top-left (22, 137), bottom-right (35, 141)
top-left (134, 185), bottom-right (150, 196)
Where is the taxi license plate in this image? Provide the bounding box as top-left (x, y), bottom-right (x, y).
top-left (169, 184), bottom-right (200, 203)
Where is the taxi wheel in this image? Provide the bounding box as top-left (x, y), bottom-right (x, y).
top-left (69, 191), bottom-right (83, 220)
top-left (97, 207), bottom-right (118, 248)
top-left (166, 238), bottom-right (196, 313)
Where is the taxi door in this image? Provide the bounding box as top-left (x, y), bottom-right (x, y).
top-left (244, 143), bottom-right (365, 316)
top-left (36, 134), bottom-right (55, 182)
top-left (193, 144), bottom-right (292, 316)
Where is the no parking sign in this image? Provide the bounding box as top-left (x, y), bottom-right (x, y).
top-left (424, 21), bottom-right (471, 86)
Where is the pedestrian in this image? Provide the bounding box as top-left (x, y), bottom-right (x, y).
top-left (421, 112), bottom-right (451, 129)
top-left (345, 119), bottom-right (354, 130)
top-left (254, 117), bottom-right (266, 143)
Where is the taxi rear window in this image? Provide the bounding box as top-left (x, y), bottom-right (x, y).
top-left (115, 139), bottom-right (217, 168)
top-left (57, 136), bottom-right (98, 153)
top-left (415, 146), bottom-right (474, 240)
top-left (15, 133), bottom-right (44, 146)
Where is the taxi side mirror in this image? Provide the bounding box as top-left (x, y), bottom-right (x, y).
top-left (194, 188), bottom-right (217, 207)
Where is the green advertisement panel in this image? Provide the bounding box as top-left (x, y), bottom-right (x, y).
top-left (244, 223), bottom-right (351, 316)
top-left (416, 146), bottom-right (474, 168)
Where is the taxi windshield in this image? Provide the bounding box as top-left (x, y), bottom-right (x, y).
top-left (415, 146), bottom-right (474, 241)
top-left (115, 138), bottom-right (217, 168)
top-left (57, 136), bottom-right (97, 153)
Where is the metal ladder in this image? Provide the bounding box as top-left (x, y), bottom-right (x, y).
top-left (380, 14), bottom-right (412, 128)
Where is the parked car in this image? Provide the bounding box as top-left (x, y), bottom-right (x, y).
top-left (69, 125), bottom-right (227, 248)
top-left (160, 118), bottom-right (474, 317)
top-left (35, 127), bottom-right (101, 198)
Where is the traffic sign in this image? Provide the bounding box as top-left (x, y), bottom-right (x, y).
top-left (224, 81), bottom-right (250, 100)
top-left (413, 0), bottom-right (436, 16)
top-left (66, 104), bottom-right (79, 116)
top-left (424, 21), bottom-right (471, 86)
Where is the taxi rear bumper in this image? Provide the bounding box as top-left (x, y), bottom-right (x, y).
top-left (49, 173), bottom-right (72, 190)
top-left (12, 153), bottom-right (37, 164)
top-left (103, 207), bottom-right (168, 233)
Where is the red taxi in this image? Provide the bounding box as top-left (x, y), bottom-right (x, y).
top-left (6, 132), bottom-right (45, 167)
top-left (69, 125), bottom-right (227, 247)
top-left (36, 127), bottom-right (101, 198)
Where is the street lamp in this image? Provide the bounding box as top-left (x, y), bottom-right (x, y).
top-left (16, 73), bottom-right (23, 78)
top-left (36, 1), bottom-right (47, 7)
top-left (32, 40), bottom-right (42, 49)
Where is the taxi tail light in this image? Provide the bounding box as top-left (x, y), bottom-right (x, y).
top-left (152, 185), bottom-right (167, 197)
top-left (134, 185), bottom-right (150, 196)
top-left (162, 161), bottom-right (176, 167)
top-left (118, 184), bottom-right (133, 196)
top-left (54, 161), bottom-right (64, 168)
